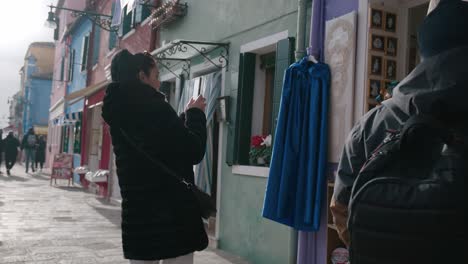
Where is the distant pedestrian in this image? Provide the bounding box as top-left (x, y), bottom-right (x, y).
top-left (4, 132), bottom-right (20, 176)
top-left (0, 129), bottom-right (4, 174)
top-left (35, 136), bottom-right (46, 172)
top-left (21, 128), bottom-right (38, 173)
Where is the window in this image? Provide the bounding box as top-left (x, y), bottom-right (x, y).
top-left (92, 27), bottom-right (101, 66)
top-left (68, 49), bottom-right (75, 82)
top-left (227, 37), bottom-right (295, 166)
top-left (81, 35), bottom-right (90, 72)
top-left (122, 5), bottom-right (134, 36)
top-left (109, 2), bottom-right (118, 50)
top-left (60, 58), bottom-right (65, 81)
top-left (73, 120), bottom-right (82, 154)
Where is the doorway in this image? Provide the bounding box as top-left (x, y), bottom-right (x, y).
top-left (406, 2), bottom-right (429, 74)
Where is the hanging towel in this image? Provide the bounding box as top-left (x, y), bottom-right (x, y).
top-left (262, 57), bottom-right (330, 231)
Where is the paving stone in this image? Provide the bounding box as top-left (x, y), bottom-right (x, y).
top-left (0, 166), bottom-right (247, 264)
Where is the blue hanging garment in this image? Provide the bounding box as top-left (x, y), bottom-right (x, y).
top-left (262, 57), bottom-right (330, 231)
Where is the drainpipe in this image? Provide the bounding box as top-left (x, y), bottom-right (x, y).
top-left (291, 1), bottom-right (308, 261)
top-left (295, 0), bottom-right (308, 61)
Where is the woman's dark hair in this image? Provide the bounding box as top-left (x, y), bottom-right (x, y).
top-left (110, 49), bottom-right (156, 82)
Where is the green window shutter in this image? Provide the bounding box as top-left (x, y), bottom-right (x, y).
top-left (60, 58), bottom-right (65, 81)
top-left (142, 5), bottom-right (152, 21)
top-left (226, 52), bottom-right (256, 165)
top-left (81, 35), bottom-right (90, 71)
top-left (118, 5), bottom-right (127, 37)
top-left (53, 17), bottom-right (60, 41)
top-left (92, 27), bottom-right (101, 65)
top-left (109, 2), bottom-right (117, 50)
top-left (123, 6), bottom-right (133, 35)
top-left (68, 49), bottom-right (75, 82)
top-left (271, 37), bottom-right (295, 140)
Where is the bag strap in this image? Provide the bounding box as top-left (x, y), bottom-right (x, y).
top-left (119, 128), bottom-right (193, 188)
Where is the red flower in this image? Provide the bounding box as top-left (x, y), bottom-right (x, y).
top-left (251, 135), bottom-right (264, 147)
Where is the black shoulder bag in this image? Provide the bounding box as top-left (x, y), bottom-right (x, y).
top-left (120, 129), bottom-right (217, 220)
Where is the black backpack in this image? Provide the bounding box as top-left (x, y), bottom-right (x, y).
top-left (348, 115), bottom-right (466, 264)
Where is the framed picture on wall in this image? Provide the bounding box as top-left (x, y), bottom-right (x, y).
top-left (369, 79), bottom-right (382, 98)
top-left (369, 55), bottom-right (383, 76)
top-left (385, 12), bottom-right (397, 32)
top-left (385, 59), bottom-right (397, 80)
top-left (370, 34), bottom-right (385, 52)
top-left (385, 37), bottom-right (398, 56)
top-left (370, 8), bottom-right (384, 29)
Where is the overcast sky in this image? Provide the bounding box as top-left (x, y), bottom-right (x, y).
top-left (0, 0), bottom-right (57, 128)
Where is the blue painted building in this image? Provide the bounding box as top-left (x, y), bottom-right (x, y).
top-left (20, 42), bottom-right (55, 137)
top-left (63, 17), bottom-right (93, 183)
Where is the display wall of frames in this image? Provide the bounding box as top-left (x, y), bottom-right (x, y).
top-left (367, 7), bottom-right (400, 112)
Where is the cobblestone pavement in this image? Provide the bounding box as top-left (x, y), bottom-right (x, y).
top-left (0, 165), bottom-right (247, 264)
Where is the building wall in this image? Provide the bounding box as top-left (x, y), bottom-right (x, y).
top-left (66, 18), bottom-right (92, 114)
top-left (47, 0), bottom-right (86, 169)
top-left (158, 1), bottom-right (309, 263)
top-left (29, 78), bottom-right (52, 126)
top-left (89, 0), bottom-right (157, 86)
top-left (22, 51), bottom-right (54, 133)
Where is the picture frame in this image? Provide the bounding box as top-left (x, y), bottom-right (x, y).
top-left (369, 79), bottom-right (382, 98)
top-left (370, 34), bottom-right (385, 52)
top-left (385, 59), bottom-right (397, 80)
top-left (385, 12), bottom-right (397, 32)
top-left (369, 55), bottom-right (383, 77)
top-left (370, 8), bottom-right (384, 29)
top-left (385, 37), bottom-right (398, 57)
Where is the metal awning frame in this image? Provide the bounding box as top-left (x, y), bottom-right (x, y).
top-left (156, 58), bottom-right (191, 79)
top-left (152, 40), bottom-right (229, 79)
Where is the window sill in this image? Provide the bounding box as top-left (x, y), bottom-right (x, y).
top-left (232, 165), bottom-right (269, 178)
top-left (92, 64), bottom-right (98, 71)
top-left (106, 48), bottom-right (117, 58)
top-left (141, 16), bottom-right (152, 26)
top-left (122, 29), bottom-right (136, 41)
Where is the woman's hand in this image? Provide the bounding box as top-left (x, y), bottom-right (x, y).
top-left (185, 95), bottom-right (206, 112)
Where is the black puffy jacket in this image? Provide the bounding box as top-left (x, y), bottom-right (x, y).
top-left (331, 46), bottom-right (468, 245)
top-left (102, 81), bottom-right (208, 260)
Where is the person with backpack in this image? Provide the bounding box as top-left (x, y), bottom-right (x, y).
top-left (330, 0), bottom-right (467, 263)
top-left (21, 128), bottom-right (38, 173)
top-left (35, 135), bottom-right (46, 172)
top-left (4, 132), bottom-right (20, 176)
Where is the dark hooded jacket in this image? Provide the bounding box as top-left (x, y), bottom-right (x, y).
top-left (4, 134), bottom-right (20, 157)
top-left (102, 80), bottom-right (208, 260)
top-left (331, 46), bottom-right (468, 245)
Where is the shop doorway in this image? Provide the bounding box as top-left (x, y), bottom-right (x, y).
top-left (363, 0), bottom-right (431, 112)
top-left (175, 71), bottom-right (222, 240)
top-left (86, 105), bottom-right (103, 172)
top-left (406, 2), bottom-right (429, 74)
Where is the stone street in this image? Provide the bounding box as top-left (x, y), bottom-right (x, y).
top-left (0, 165), bottom-right (247, 264)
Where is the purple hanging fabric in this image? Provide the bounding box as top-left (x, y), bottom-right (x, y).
top-left (308, 0), bottom-right (325, 60)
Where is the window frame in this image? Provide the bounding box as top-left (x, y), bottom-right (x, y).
top-left (80, 35), bottom-right (90, 72)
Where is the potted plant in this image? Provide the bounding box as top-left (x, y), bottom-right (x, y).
top-left (249, 135), bottom-right (272, 166)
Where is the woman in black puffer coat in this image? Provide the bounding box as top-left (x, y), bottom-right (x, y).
top-left (102, 50), bottom-right (208, 264)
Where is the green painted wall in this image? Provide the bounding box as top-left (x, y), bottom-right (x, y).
top-left (159, 1), bottom-right (311, 263)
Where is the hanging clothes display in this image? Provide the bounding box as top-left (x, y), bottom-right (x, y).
top-left (194, 71), bottom-right (222, 194)
top-left (176, 72), bottom-right (222, 194)
top-left (262, 57), bottom-right (330, 231)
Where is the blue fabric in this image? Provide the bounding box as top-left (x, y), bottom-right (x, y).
top-left (262, 58), bottom-right (330, 231)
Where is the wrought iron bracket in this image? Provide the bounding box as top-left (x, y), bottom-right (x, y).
top-left (156, 58), bottom-right (191, 79)
top-left (48, 5), bottom-right (119, 32)
top-left (152, 40), bottom-right (230, 78)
